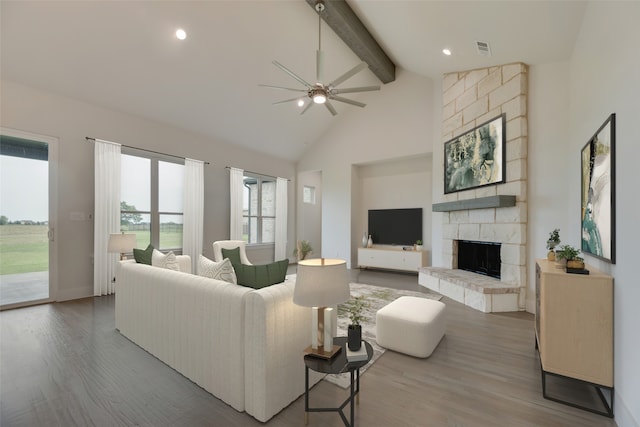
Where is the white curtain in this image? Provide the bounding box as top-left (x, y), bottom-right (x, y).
top-left (275, 177), bottom-right (288, 261)
top-left (229, 167), bottom-right (244, 240)
top-left (182, 158), bottom-right (204, 273)
top-left (94, 139), bottom-right (121, 296)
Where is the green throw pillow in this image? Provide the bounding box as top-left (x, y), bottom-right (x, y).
top-left (236, 259), bottom-right (289, 289)
top-left (221, 246), bottom-right (288, 288)
top-left (133, 244), bottom-right (154, 265)
top-left (221, 247), bottom-right (242, 267)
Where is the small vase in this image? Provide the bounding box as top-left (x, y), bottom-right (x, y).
top-left (347, 325), bottom-right (362, 351)
top-left (367, 235), bottom-right (373, 248)
top-left (362, 232), bottom-right (368, 248)
top-left (547, 250), bottom-right (556, 261)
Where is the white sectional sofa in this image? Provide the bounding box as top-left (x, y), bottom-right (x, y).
top-left (115, 256), bottom-right (322, 422)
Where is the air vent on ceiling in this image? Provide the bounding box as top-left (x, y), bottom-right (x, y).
top-left (475, 41), bottom-right (492, 56)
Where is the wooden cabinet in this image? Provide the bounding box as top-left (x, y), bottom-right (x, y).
top-left (535, 259), bottom-right (614, 416)
top-left (358, 247), bottom-right (427, 272)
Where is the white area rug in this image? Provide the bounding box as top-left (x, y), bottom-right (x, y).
top-left (325, 283), bottom-right (442, 389)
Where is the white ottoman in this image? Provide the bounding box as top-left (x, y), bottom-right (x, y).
top-left (376, 296), bottom-right (446, 358)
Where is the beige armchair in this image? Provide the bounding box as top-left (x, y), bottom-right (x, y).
top-left (213, 240), bottom-right (253, 265)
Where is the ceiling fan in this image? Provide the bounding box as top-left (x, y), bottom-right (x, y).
top-left (260, 0), bottom-right (380, 116)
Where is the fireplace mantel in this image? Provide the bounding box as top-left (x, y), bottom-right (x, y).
top-left (431, 195), bottom-right (516, 212)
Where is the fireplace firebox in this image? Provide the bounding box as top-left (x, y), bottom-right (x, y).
top-left (457, 240), bottom-right (501, 279)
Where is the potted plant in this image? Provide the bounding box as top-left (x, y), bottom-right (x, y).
top-left (415, 239), bottom-right (423, 251)
top-left (555, 244), bottom-right (585, 269)
top-left (346, 295), bottom-right (368, 351)
top-left (293, 240), bottom-right (313, 261)
top-left (546, 229), bottom-right (560, 261)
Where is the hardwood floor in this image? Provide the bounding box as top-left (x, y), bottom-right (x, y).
top-left (1, 269), bottom-right (617, 426)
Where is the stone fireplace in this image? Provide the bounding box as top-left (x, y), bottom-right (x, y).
top-left (419, 63), bottom-right (528, 313)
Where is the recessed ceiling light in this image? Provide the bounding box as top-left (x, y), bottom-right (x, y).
top-left (442, 48), bottom-right (452, 56)
top-left (175, 29), bottom-right (187, 40)
top-left (297, 99), bottom-right (305, 107)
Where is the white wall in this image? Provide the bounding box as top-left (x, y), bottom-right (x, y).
top-left (297, 69), bottom-right (435, 267)
top-left (431, 78), bottom-right (444, 267)
top-left (296, 170), bottom-right (322, 260)
top-left (1, 79), bottom-right (296, 300)
top-left (567, 3), bottom-right (640, 425)
top-left (527, 61), bottom-right (571, 312)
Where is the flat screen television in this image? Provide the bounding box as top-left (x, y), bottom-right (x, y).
top-left (368, 208), bottom-right (422, 246)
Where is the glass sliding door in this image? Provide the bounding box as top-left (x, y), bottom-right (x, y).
top-left (0, 129), bottom-right (56, 309)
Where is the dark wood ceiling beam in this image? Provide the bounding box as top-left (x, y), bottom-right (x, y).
top-left (306, 0), bottom-right (396, 84)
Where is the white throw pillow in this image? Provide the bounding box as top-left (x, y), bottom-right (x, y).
top-left (198, 255), bottom-right (237, 284)
top-left (152, 249), bottom-right (181, 271)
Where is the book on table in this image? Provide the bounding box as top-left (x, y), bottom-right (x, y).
top-left (346, 342), bottom-right (368, 362)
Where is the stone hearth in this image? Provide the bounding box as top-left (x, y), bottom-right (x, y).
top-left (418, 267), bottom-right (519, 313)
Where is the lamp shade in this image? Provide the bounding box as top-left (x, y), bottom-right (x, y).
top-left (293, 258), bottom-right (350, 307)
top-left (107, 233), bottom-right (137, 254)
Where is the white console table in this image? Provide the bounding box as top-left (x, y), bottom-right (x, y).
top-left (357, 246), bottom-right (428, 272)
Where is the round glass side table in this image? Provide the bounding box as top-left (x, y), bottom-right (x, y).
top-left (303, 336), bottom-right (373, 427)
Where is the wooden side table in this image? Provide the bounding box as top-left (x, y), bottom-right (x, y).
top-left (303, 337), bottom-right (373, 427)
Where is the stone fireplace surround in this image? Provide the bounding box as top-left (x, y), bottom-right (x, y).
top-left (419, 63), bottom-right (528, 313)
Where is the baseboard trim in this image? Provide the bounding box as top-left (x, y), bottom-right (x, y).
top-left (56, 286), bottom-right (93, 302)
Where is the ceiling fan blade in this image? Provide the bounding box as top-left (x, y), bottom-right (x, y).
top-left (273, 97), bottom-right (304, 105)
top-left (300, 102), bottom-right (314, 115)
top-left (316, 50), bottom-right (324, 83)
top-left (330, 95), bottom-right (366, 108)
top-left (324, 100), bottom-right (338, 116)
top-left (331, 85), bottom-right (380, 94)
top-left (272, 60), bottom-right (313, 89)
top-left (259, 84), bottom-right (307, 92)
top-left (328, 62), bottom-right (368, 88)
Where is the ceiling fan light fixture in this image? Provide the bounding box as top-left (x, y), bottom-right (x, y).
top-left (260, 0), bottom-right (379, 115)
top-left (310, 86), bottom-right (327, 104)
top-left (313, 94), bottom-right (326, 104)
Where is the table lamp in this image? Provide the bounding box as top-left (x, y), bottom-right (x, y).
top-left (108, 232), bottom-right (137, 260)
top-left (293, 258), bottom-right (350, 359)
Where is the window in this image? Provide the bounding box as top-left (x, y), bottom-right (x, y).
top-left (121, 149), bottom-right (184, 252)
top-left (303, 185), bottom-right (316, 204)
top-left (243, 173), bottom-right (275, 244)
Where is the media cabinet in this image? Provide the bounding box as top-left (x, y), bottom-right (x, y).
top-left (535, 259), bottom-right (614, 417)
top-left (357, 246), bottom-right (428, 272)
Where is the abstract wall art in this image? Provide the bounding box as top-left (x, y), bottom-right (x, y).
top-left (581, 113), bottom-right (616, 263)
top-left (444, 114), bottom-right (506, 194)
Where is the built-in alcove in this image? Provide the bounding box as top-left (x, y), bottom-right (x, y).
top-left (456, 240), bottom-right (501, 279)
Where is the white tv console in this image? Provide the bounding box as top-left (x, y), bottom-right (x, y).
top-left (357, 246), bottom-right (428, 272)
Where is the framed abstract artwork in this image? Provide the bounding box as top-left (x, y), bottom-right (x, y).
top-left (444, 114), bottom-right (506, 194)
top-left (581, 113), bottom-right (616, 263)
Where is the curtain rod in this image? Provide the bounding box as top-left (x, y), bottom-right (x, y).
top-left (225, 166), bottom-right (290, 181)
top-left (85, 137), bottom-right (210, 164)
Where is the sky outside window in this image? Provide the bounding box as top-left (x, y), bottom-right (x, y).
top-left (0, 155), bottom-right (48, 222)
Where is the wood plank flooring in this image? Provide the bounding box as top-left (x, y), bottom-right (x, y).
top-left (1, 269), bottom-right (617, 426)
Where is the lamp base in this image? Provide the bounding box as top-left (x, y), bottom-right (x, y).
top-left (303, 344), bottom-right (342, 359)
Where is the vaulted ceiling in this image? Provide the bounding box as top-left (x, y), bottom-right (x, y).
top-left (1, 1), bottom-right (587, 161)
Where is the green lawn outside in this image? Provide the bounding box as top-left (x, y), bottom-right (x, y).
top-left (127, 229), bottom-right (183, 251)
top-left (0, 225), bottom-right (183, 275)
top-left (0, 225), bottom-right (49, 275)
